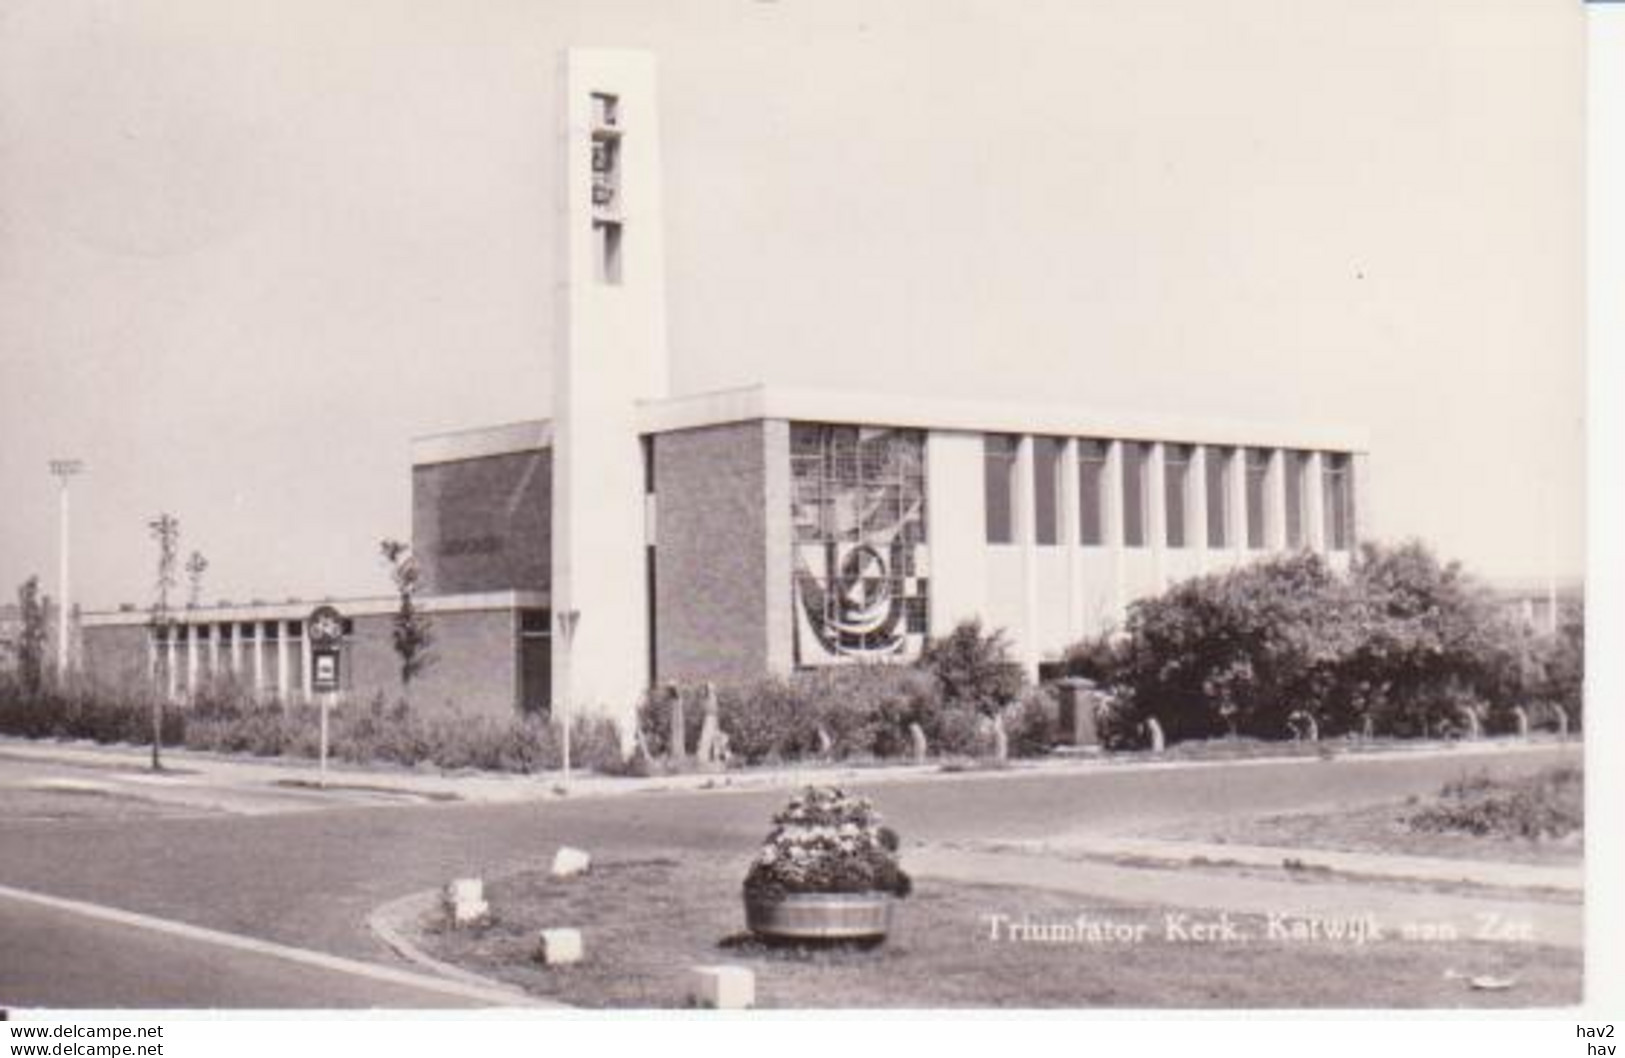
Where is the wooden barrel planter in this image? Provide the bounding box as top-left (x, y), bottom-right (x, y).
top-left (744, 891), bottom-right (894, 944)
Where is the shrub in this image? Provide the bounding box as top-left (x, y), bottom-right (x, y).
top-left (1101, 552), bottom-right (1362, 743)
top-left (1347, 541), bottom-right (1526, 737)
top-left (639, 667), bottom-right (940, 765)
top-left (917, 619), bottom-right (1025, 716)
top-left (1058, 632), bottom-right (1128, 684)
top-left (1004, 685), bottom-right (1059, 757)
top-left (714, 676), bottom-right (820, 764)
top-left (929, 704), bottom-right (994, 758)
top-left (1058, 540), bottom-right (1552, 748)
top-left (0, 674), bottom-right (632, 777)
top-left (0, 672), bottom-right (181, 746)
top-left (1408, 765), bottom-right (1583, 841)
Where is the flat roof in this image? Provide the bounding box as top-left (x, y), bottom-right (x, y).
top-left (82, 590), bottom-right (550, 628)
top-left (411, 420), bottom-right (552, 467)
top-left (408, 384), bottom-right (1369, 465)
top-left (636, 384), bottom-right (1370, 453)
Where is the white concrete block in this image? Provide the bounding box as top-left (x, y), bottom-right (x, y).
top-left (447, 877), bottom-right (484, 904)
top-left (445, 878), bottom-right (490, 926)
top-left (536, 928), bottom-right (584, 966)
top-left (687, 965), bottom-right (755, 1010)
top-left (552, 846), bottom-right (592, 878)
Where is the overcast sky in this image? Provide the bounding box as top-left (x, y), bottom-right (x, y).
top-left (0, 0), bottom-right (1584, 612)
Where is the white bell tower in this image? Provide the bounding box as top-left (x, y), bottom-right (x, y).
top-left (551, 49), bottom-right (669, 725)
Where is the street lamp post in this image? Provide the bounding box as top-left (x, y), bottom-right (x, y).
top-left (48, 459), bottom-right (84, 678)
top-left (555, 608), bottom-right (581, 790)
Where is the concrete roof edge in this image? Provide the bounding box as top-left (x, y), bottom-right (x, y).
top-left (637, 384), bottom-right (1370, 452)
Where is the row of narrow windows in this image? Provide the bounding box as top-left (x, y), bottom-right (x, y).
top-left (984, 437), bottom-right (1354, 552)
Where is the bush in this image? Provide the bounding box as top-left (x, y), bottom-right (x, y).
top-left (917, 619), bottom-right (1025, 716)
top-left (1059, 540), bottom-right (1556, 749)
top-left (638, 666), bottom-right (939, 765)
top-left (1408, 765), bottom-right (1583, 841)
top-left (0, 672), bottom-right (181, 746)
top-left (0, 674), bottom-right (628, 776)
top-left (1101, 552), bottom-right (1362, 743)
top-left (1004, 685), bottom-right (1059, 757)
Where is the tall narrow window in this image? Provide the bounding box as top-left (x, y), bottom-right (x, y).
top-left (1245, 448), bottom-right (1270, 550)
top-left (1323, 452), bottom-right (1353, 550)
top-left (1033, 437), bottom-right (1062, 545)
top-left (1284, 450), bottom-right (1308, 549)
top-left (594, 221), bottom-right (623, 284)
top-left (1205, 446), bottom-right (1232, 548)
top-left (983, 435), bottom-right (1019, 544)
top-left (1078, 439), bottom-right (1107, 545)
top-left (1164, 444), bottom-right (1192, 548)
top-left (1122, 442), bottom-right (1149, 547)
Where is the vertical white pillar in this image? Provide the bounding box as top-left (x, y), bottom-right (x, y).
top-left (1014, 435), bottom-right (1040, 675)
top-left (1230, 447), bottom-right (1248, 564)
top-left (1059, 438), bottom-right (1083, 644)
top-left (57, 478), bottom-right (71, 675)
top-left (1266, 449), bottom-right (1288, 551)
top-left (147, 631), bottom-right (157, 686)
top-left (1105, 440), bottom-right (1126, 628)
top-left (1351, 452), bottom-right (1373, 547)
top-left (300, 625), bottom-right (313, 704)
top-left (926, 431), bottom-right (988, 638)
top-left (209, 625), bottom-right (221, 682)
top-left (1148, 442), bottom-right (1168, 589)
top-left (1306, 451), bottom-right (1327, 553)
top-left (276, 621), bottom-right (290, 704)
top-left (166, 634), bottom-right (179, 702)
top-left (252, 623), bottom-right (266, 697)
top-left (1192, 446), bottom-right (1211, 575)
top-left (185, 626), bottom-right (198, 701)
top-left (229, 622), bottom-right (242, 677)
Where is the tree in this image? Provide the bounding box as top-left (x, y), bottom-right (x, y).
top-left (15, 576), bottom-right (49, 695)
top-left (147, 513), bottom-right (180, 770)
top-left (380, 539), bottom-right (433, 690)
top-left (917, 618), bottom-right (1025, 716)
top-left (1107, 552), bottom-right (1364, 743)
top-left (185, 551), bottom-right (209, 609)
top-left (1346, 541), bottom-right (1517, 737)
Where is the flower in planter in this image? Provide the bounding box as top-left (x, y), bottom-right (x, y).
top-left (743, 786), bottom-right (911, 902)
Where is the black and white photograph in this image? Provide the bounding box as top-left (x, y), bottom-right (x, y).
top-left (0, 0), bottom-right (1616, 1046)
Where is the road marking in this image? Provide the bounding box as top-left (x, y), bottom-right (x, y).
top-left (0, 883), bottom-right (544, 1008)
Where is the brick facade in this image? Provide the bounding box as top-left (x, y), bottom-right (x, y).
top-left (346, 608), bottom-right (524, 720)
top-left (652, 420), bottom-right (782, 684)
top-left (413, 449), bottom-right (551, 596)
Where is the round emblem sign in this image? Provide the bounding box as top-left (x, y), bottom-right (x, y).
top-left (308, 605), bottom-right (346, 648)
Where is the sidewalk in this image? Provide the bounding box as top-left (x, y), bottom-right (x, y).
top-left (908, 845), bottom-right (1584, 949)
top-left (0, 733), bottom-right (1579, 816)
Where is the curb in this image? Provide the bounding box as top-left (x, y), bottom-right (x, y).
top-left (0, 734), bottom-right (1583, 811)
top-left (366, 889), bottom-right (569, 1009)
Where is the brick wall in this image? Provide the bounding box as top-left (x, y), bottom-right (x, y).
top-left (81, 624), bottom-right (150, 688)
top-left (343, 608), bottom-right (521, 721)
top-left (413, 449), bottom-right (551, 595)
top-left (652, 421), bottom-right (777, 684)
top-left (81, 606), bottom-right (524, 722)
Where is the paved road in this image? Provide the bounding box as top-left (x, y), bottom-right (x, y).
top-left (0, 743), bottom-right (1578, 1007)
top-left (0, 894), bottom-right (507, 1009)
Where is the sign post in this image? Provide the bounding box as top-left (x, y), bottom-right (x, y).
top-left (307, 605), bottom-right (346, 789)
top-left (556, 609), bottom-right (581, 791)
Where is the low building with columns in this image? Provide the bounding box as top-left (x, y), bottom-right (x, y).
top-left (76, 48), bottom-right (1370, 730)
